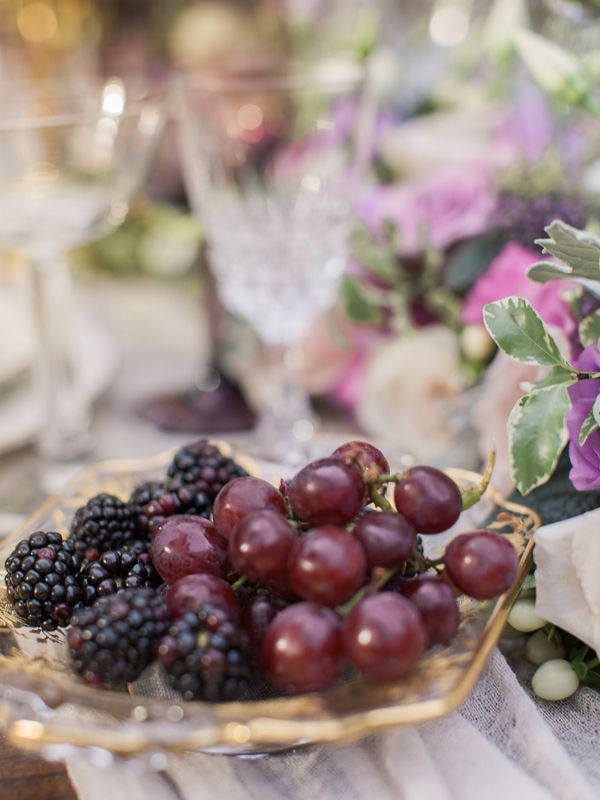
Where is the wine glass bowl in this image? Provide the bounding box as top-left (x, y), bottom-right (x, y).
top-left (178, 62), bottom-right (367, 459)
top-left (0, 78), bottom-right (165, 460)
top-left (0, 80), bottom-right (163, 255)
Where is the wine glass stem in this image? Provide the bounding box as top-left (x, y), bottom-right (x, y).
top-left (30, 255), bottom-right (91, 461)
top-left (255, 343), bottom-right (316, 463)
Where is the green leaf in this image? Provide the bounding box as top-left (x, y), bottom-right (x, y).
top-left (340, 275), bottom-right (382, 325)
top-left (571, 660), bottom-right (588, 680)
top-left (579, 410), bottom-right (598, 446)
top-left (528, 367), bottom-right (576, 393)
top-left (508, 385), bottom-right (570, 494)
top-left (534, 220), bottom-right (600, 281)
top-left (579, 309), bottom-right (600, 348)
top-left (593, 394), bottom-right (600, 427)
top-left (484, 297), bottom-right (570, 368)
top-left (545, 623), bottom-right (557, 640)
top-left (527, 260), bottom-right (574, 284)
top-left (581, 671), bottom-right (600, 690)
top-left (445, 233), bottom-right (506, 293)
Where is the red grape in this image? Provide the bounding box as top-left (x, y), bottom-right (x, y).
top-left (213, 477), bottom-right (286, 539)
top-left (353, 511), bottom-right (416, 569)
top-left (342, 593), bottom-right (426, 681)
top-left (241, 593), bottom-right (288, 663)
top-left (331, 441), bottom-right (390, 479)
top-left (401, 574), bottom-right (460, 646)
top-left (261, 602), bottom-right (344, 693)
top-left (150, 515), bottom-right (228, 583)
top-left (165, 573), bottom-right (240, 620)
top-left (288, 458), bottom-right (364, 526)
top-left (443, 530), bottom-right (519, 599)
top-left (394, 466), bottom-right (462, 534)
top-left (229, 510), bottom-right (297, 582)
top-left (288, 526), bottom-right (367, 606)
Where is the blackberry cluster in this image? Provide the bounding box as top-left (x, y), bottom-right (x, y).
top-left (158, 606), bottom-right (250, 702)
top-left (128, 480), bottom-right (166, 536)
top-left (70, 493), bottom-right (137, 559)
top-left (68, 588), bottom-right (171, 686)
top-left (167, 440), bottom-right (247, 502)
top-left (4, 532), bottom-right (83, 630)
top-left (81, 547), bottom-right (160, 604)
top-left (137, 483), bottom-right (212, 533)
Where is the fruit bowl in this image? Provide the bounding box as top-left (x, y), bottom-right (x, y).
top-left (0, 444), bottom-right (540, 764)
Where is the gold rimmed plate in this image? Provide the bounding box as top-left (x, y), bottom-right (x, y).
top-left (0, 444), bottom-right (540, 762)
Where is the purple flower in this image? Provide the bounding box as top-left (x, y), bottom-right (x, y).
top-left (567, 347), bottom-right (600, 491)
top-left (359, 164), bottom-right (495, 255)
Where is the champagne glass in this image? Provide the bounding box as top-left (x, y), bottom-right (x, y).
top-left (0, 78), bottom-right (164, 460)
top-left (178, 61), bottom-right (371, 462)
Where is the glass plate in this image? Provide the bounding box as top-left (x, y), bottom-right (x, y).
top-left (0, 444), bottom-right (540, 764)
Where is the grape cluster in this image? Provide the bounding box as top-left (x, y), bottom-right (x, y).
top-left (181, 439), bottom-right (518, 694)
top-left (4, 437), bottom-right (521, 701)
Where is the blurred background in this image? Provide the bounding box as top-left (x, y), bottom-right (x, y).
top-left (1, 0), bottom-right (599, 501)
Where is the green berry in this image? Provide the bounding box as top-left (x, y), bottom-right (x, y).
top-left (507, 599), bottom-right (546, 633)
top-left (525, 630), bottom-right (566, 666)
top-left (532, 659), bottom-right (579, 701)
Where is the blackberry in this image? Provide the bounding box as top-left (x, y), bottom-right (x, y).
top-left (4, 531), bottom-right (83, 630)
top-left (70, 493), bottom-right (137, 559)
top-left (67, 588), bottom-right (171, 687)
top-left (167, 440), bottom-right (247, 501)
top-left (138, 483), bottom-right (212, 533)
top-left (81, 546), bottom-right (160, 605)
top-left (158, 605), bottom-right (251, 701)
top-left (128, 480), bottom-right (166, 536)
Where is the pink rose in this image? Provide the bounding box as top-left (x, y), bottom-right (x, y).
top-left (359, 165), bottom-right (495, 255)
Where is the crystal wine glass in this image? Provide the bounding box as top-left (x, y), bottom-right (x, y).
top-left (0, 78), bottom-right (164, 460)
top-left (178, 61), bottom-right (371, 462)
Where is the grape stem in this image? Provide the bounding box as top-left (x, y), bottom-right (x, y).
top-left (231, 575), bottom-right (248, 591)
top-left (368, 484), bottom-right (394, 511)
top-left (372, 470), bottom-right (408, 485)
top-left (336, 566), bottom-right (398, 617)
top-left (461, 446), bottom-right (496, 510)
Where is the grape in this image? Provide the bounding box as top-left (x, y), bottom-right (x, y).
top-left (443, 530), bottom-right (519, 599)
top-left (261, 602), bottom-right (344, 693)
top-left (353, 511), bottom-right (416, 569)
top-left (241, 593), bottom-right (288, 663)
top-left (288, 458), bottom-right (364, 526)
top-left (213, 477), bottom-right (286, 539)
top-left (150, 515), bottom-right (228, 583)
top-left (331, 441), bottom-right (390, 480)
top-left (165, 573), bottom-right (240, 620)
top-left (229, 510), bottom-right (297, 582)
top-left (393, 466), bottom-right (462, 534)
top-left (288, 525), bottom-right (367, 606)
top-left (401, 575), bottom-right (459, 646)
top-left (342, 593), bottom-right (426, 681)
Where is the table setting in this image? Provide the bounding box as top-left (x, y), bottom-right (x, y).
top-left (0, 2), bottom-right (599, 799)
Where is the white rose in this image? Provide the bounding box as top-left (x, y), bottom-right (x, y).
top-left (379, 107), bottom-right (511, 180)
top-left (356, 326), bottom-right (463, 462)
top-left (534, 508), bottom-right (600, 658)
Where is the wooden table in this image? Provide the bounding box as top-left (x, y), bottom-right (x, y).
top-left (0, 734), bottom-right (77, 799)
